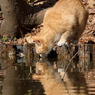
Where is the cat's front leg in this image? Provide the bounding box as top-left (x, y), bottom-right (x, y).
top-left (57, 32), bottom-right (70, 46)
top-left (57, 31), bottom-right (76, 46)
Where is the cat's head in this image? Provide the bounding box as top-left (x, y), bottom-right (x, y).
top-left (32, 36), bottom-right (52, 57)
top-left (32, 62), bottom-right (49, 80)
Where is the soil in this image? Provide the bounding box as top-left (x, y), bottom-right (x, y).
top-left (0, 0), bottom-right (95, 45)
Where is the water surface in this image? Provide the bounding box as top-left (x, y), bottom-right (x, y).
top-left (0, 44), bottom-right (95, 95)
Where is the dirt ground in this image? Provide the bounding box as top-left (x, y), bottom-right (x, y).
top-left (0, 0), bottom-right (95, 45)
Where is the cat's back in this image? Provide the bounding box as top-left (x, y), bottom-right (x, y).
top-left (44, 0), bottom-right (88, 28)
top-left (54, 0), bottom-right (83, 7)
top-left (53, 0), bottom-right (87, 13)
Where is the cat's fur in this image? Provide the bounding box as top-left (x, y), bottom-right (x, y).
top-left (32, 0), bottom-right (88, 56)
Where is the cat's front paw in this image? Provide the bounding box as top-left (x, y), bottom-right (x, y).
top-left (57, 41), bottom-right (68, 46)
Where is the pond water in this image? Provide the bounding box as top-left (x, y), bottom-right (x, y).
top-left (0, 44), bottom-right (95, 95)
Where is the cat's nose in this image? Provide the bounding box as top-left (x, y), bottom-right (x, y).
top-left (39, 54), bottom-right (42, 57)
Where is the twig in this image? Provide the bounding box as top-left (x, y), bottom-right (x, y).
top-left (62, 51), bottom-right (78, 95)
top-left (63, 51), bottom-right (78, 78)
top-left (63, 81), bottom-right (72, 95)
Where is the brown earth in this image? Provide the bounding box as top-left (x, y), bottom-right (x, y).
top-left (0, 0), bottom-right (95, 45)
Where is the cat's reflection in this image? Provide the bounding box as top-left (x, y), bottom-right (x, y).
top-left (33, 59), bottom-right (71, 95)
top-left (33, 59), bottom-right (88, 95)
top-left (33, 60), bottom-right (61, 80)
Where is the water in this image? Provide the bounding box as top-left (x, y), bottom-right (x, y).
top-left (0, 44), bottom-right (95, 95)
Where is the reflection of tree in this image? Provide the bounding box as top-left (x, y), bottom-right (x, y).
top-left (16, 62), bottom-right (45, 95)
top-left (0, 70), bottom-right (5, 95)
top-left (1, 60), bottom-right (45, 95)
top-left (2, 67), bottom-right (18, 95)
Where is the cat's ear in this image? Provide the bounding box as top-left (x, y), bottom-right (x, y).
top-left (32, 36), bottom-right (41, 46)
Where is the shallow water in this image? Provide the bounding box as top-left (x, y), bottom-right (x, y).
top-left (0, 45), bottom-right (95, 95)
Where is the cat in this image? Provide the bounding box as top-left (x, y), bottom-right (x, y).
top-left (32, 0), bottom-right (88, 56)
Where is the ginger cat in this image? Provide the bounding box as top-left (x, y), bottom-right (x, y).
top-left (32, 0), bottom-right (88, 56)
